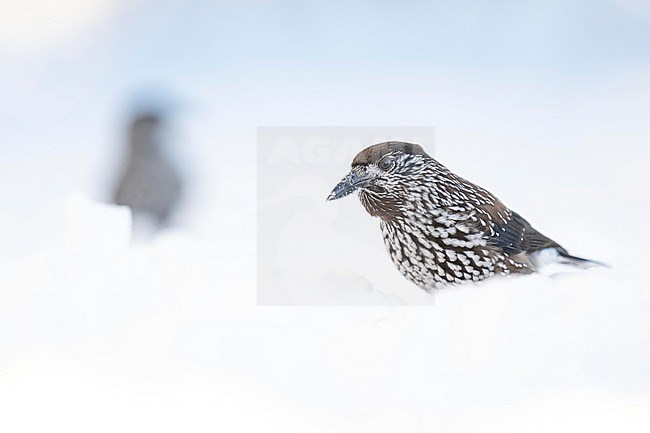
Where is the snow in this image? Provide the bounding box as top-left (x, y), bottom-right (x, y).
top-left (2, 149), bottom-right (649, 431)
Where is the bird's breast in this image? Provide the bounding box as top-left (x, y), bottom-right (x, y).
top-left (378, 214), bottom-right (507, 291)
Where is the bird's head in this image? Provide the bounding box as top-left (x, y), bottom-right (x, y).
top-left (327, 141), bottom-right (433, 219)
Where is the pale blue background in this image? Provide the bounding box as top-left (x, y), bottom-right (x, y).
top-left (1, 2), bottom-right (650, 432)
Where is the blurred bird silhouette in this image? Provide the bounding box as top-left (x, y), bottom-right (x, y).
top-left (112, 111), bottom-right (183, 234)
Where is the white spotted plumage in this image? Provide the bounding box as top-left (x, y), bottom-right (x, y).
top-left (328, 141), bottom-right (601, 292)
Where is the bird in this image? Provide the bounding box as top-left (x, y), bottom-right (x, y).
top-left (112, 111), bottom-right (183, 233)
top-left (327, 141), bottom-right (602, 292)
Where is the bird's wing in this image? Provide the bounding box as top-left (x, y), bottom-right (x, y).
top-left (476, 203), bottom-right (565, 255)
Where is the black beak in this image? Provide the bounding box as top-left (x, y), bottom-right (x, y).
top-left (327, 168), bottom-right (372, 201)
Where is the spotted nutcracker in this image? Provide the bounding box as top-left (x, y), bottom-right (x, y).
top-left (327, 141), bottom-right (602, 292)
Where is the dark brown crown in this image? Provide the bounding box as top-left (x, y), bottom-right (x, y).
top-left (351, 141), bottom-right (430, 166)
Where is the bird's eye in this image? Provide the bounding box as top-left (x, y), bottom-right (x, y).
top-left (377, 155), bottom-right (395, 171)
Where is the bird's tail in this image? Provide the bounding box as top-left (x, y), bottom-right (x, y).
top-left (557, 252), bottom-right (609, 269)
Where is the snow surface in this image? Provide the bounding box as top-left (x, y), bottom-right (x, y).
top-left (2, 133), bottom-right (649, 431)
